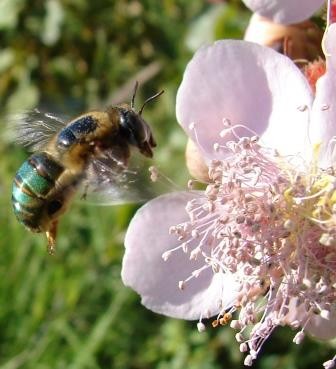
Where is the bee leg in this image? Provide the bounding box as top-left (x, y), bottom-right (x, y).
top-left (81, 182), bottom-right (89, 200)
top-left (46, 220), bottom-right (58, 255)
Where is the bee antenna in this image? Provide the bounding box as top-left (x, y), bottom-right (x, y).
top-left (139, 89), bottom-right (164, 115)
top-left (131, 81), bottom-right (139, 109)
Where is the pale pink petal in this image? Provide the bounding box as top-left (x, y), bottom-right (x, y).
top-left (244, 13), bottom-right (286, 50)
top-left (305, 313), bottom-right (336, 340)
top-left (285, 299), bottom-right (336, 340)
top-left (310, 24), bottom-right (336, 167)
top-left (242, 0), bottom-right (324, 25)
top-left (121, 192), bottom-right (239, 320)
top-left (176, 40), bottom-right (313, 160)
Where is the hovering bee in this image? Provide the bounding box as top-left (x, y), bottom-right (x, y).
top-left (12, 82), bottom-right (163, 254)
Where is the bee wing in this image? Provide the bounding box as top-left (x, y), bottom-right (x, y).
top-left (83, 149), bottom-right (164, 205)
top-left (10, 109), bottom-right (66, 151)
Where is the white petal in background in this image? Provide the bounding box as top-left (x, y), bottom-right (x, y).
top-left (244, 13), bottom-right (287, 49)
top-left (306, 313), bottom-right (336, 340)
top-left (285, 298), bottom-right (336, 340)
top-left (311, 23), bottom-right (336, 168)
top-left (176, 40), bottom-right (313, 161)
top-left (122, 192), bottom-right (239, 320)
top-left (242, 0), bottom-right (324, 25)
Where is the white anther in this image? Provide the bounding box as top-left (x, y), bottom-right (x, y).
top-left (283, 219), bottom-right (294, 231)
top-left (235, 333), bottom-right (244, 343)
top-left (182, 243), bottom-right (188, 253)
top-left (191, 229), bottom-right (199, 238)
top-left (239, 343), bottom-right (248, 352)
top-left (197, 322), bottom-right (206, 332)
top-left (222, 118), bottom-right (231, 127)
top-left (244, 355), bottom-right (254, 366)
top-left (187, 179), bottom-right (194, 190)
top-left (293, 331), bottom-right (305, 344)
top-left (323, 359), bottom-right (336, 369)
top-left (162, 251), bottom-right (171, 261)
top-left (302, 278), bottom-right (312, 288)
top-left (297, 104), bottom-right (308, 112)
top-left (178, 281), bottom-right (185, 290)
top-left (149, 166), bottom-right (159, 182)
top-left (214, 143), bottom-right (220, 152)
top-left (321, 309), bottom-right (331, 320)
top-left (250, 350), bottom-right (258, 359)
top-left (189, 122), bottom-right (196, 130)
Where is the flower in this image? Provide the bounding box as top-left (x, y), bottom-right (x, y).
top-left (242, 0), bottom-right (325, 25)
top-left (244, 14), bottom-right (323, 61)
top-left (121, 21), bottom-right (336, 369)
top-left (243, 0), bottom-right (325, 91)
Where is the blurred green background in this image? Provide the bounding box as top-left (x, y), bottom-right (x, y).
top-left (0, 0), bottom-right (334, 368)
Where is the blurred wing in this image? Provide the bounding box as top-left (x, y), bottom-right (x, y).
top-left (10, 109), bottom-right (66, 151)
top-left (83, 149), bottom-right (166, 205)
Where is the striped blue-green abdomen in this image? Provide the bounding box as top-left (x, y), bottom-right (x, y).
top-left (12, 152), bottom-right (64, 232)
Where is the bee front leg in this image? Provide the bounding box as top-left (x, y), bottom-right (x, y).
top-left (46, 220), bottom-right (58, 255)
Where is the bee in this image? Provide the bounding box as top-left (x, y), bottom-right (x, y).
top-left (12, 82), bottom-right (163, 254)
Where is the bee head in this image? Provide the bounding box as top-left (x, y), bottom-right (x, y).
top-left (118, 82), bottom-right (164, 158)
top-left (119, 108), bottom-right (156, 158)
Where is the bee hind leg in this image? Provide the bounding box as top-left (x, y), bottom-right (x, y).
top-left (80, 182), bottom-right (89, 200)
top-left (46, 220), bottom-right (58, 255)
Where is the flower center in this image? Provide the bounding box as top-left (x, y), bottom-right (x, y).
top-left (165, 135), bottom-right (336, 366)
top-left (303, 58), bottom-right (326, 93)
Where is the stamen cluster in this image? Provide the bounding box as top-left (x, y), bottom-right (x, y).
top-left (165, 136), bottom-right (336, 367)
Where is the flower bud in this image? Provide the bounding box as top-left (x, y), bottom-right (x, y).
top-left (245, 14), bottom-right (323, 62)
top-left (185, 139), bottom-right (209, 182)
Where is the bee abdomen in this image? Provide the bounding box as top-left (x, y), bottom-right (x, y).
top-left (57, 115), bottom-right (97, 149)
top-left (12, 152), bottom-right (64, 231)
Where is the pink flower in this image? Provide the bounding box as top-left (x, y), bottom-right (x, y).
top-left (244, 14), bottom-right (323, 61)
top-left (122, 22), bottom-right (336, 369)
top-left (243, 1), bottom-right (325, 76)
top-left (242, 0), bottom-right (325, 24)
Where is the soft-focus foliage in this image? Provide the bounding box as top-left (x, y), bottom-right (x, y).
top-left (0, 1), bottom-right (334, 369)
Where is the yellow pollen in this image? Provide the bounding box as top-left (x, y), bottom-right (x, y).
top-left (212, 319), bottom-right (219, 328)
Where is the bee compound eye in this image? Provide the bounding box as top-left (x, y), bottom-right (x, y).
top-left (47, 199), bottom-right (63, 215)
